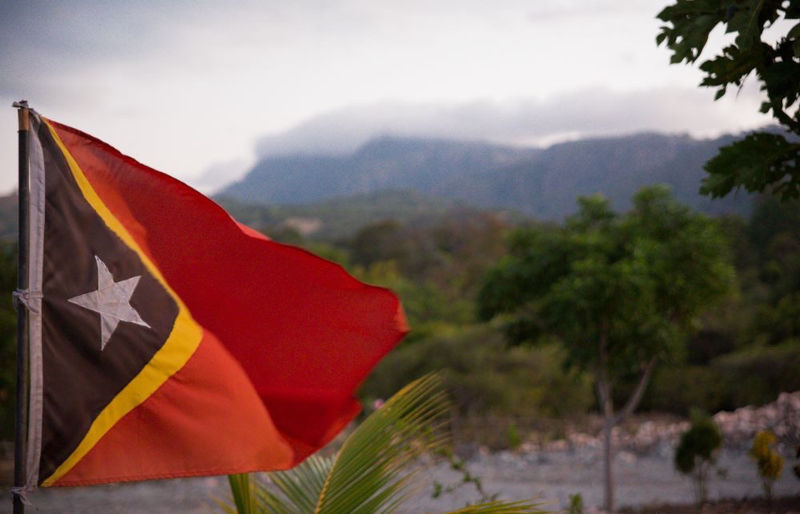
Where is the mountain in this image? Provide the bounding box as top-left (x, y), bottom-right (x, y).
top-left (222, 137), bottom-right (536, 205)
top-left (458, 132), bottom-right (748, 219)
top-left (220, 132), bottom-right (753, 219)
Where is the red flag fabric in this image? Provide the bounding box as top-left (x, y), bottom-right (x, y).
top-left (23, 112), bottom-right (407, 488)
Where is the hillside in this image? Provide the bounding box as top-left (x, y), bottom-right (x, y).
top-left (220, 132), bottom-right (753, 219)
top-left (0, 193), bottom-right (16, 240)
top-left (215, 189), bottom-right (522, 240)
top-left (222, 137), bottom-right (535, 205)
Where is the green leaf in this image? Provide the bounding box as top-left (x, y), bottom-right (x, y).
top-left (228, 473), bottom-right (258, 514)
top-left (658, 0), bottom-right (800, 198)
top-left (255, 456), bottom-right (333, 513)
top-left (701, 132), bottom-right (800, 200)
top-left (449, 500), bottom-right (546, 513)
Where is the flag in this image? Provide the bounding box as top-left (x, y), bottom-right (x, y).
top-left (19, 111), bottom-right (407, 489)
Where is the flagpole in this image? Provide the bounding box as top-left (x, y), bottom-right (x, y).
top-left (13, 100), bottom-right (30, 514)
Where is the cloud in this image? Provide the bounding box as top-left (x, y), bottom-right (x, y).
top-left (0, 1), bottom-right (181, 100)
top-left (526, 0), bottom-right (662, 22)
top-left (191, 158), bottom-right (253, 194)
top-left (254, 85), bottom-right (771, 158)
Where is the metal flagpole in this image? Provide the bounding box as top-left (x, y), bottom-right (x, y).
top-left (13, 100), bottom-right (30, 514)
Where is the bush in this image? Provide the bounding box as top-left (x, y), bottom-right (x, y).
top-left (360, 324), bottom-right (593, 420)
top-left (749, 430), bottom-right (784, 501)
top-left (641, 365), bottom-right (728, 414)
top-left (641, 341), bottom-right (800, 414)
top-left (675, 411), bottom-right (722, 504)
top-left (713, 342), bottom-right (800, 408)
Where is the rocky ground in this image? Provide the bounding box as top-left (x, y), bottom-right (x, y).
top-left (3, 392), bottom-right (799, 513)
top-left (619, 497), bottom-right (800, 514)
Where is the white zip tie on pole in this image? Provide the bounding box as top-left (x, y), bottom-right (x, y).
top-left (12, 290), bottom-right (42, 314)
top-left (10, 487), bottom-right (32, 506)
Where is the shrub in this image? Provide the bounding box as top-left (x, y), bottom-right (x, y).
top-left (641, 341), bottom-right (800, 414)
top-left (568, 493), bottom-right (584, 514)
top-left (713, 342), bottom-right (800, 407)
top-left (674, 411), bottom-right (722, 504)
top-left (506, 422), bottom-right (522, 450)
top-left (361, 325), bottom-right (593, 420)
top-left (642, 365), bottom-right (728, 414)
top-left (749, 430), bottom-right (784, 502)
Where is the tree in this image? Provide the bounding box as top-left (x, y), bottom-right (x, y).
top-left (675, 411), bottom-right (723, 505)
top-left (657, 0), bottom-right (800, 200)
top-left (222, 375), bottom-right (544, 514)
top-left (478, 185), bottom-right (735, 511)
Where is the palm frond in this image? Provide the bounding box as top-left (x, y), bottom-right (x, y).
top-left (226, 473), bottom-right (258, 514)
top-left (314, 373), bottom-right (449, 513)
top-left (226, 373), bottom-right (546, 514)
top-left (448, 500), bottom-right (548, 513)
top-left (255, 456), bottom-right (333, 513)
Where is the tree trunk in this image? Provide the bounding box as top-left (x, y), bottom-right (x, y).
top-left (596, 324), bottom-right (615, 512)
top-left (596, 357), bottom-right (657, 512)
top-left (602, 411), bottom-right (615, 512)
top-left (595, 331), bottom-right (657, 512)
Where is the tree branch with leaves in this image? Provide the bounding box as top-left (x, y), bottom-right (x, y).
top-left (657, 0), bottom-right (800, 199)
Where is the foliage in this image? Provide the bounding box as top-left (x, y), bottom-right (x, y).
top-left (0, 242), bottom-right (17, 439)
top-left (360, 325), bottom-right (593, 420)
top-left (0, 194), bottom-right (16, 241)
top-left (477, 185), bottom-right (735, 511)
top-left (703, 133), bottom-right (800, 200)
top-left (506, 422), bottom-right (522, 451)
top-left (568, 493), bottom-right (584, 514)
top-left (431, 448), bottom-right (499, 504)
top-left (657, 0), bottom-right (800, 200)
top-left (642, 340), bottom-right (800, 413)
top-left (712, 340), bottom-right (800, 406)
top-left (348, 213), bottom-right (508, 292)
top-left (642, 365), bottom-right (729, 414)
top-left (223, 375), bottom-right (544, 514)
top-left (712, 196), bottom-right (800, 349)
top-left (351, 260), bottom-right (474, 339)
top-left (749, 430), bottom-right (785, 501)
top-left (478, 185), bottom-right (734, 388)
top-left (675, 411), bottom-right (723, 504)
top-left (216, 189), bottom-right (511, 242)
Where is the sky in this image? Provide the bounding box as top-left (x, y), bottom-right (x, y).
top-left (0, 0), bottom-right (776, 195)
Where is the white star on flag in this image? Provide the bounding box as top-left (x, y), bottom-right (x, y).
top-left (68, 255), bottom-right (150, 350)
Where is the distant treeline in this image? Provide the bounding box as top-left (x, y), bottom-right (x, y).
top-left (256, 190), bottom-right (800, 426)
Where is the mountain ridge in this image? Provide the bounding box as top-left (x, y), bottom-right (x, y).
top-left (221, 131), bottom-right (752, 219)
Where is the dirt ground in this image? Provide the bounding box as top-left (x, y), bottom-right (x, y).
top-left (619, 496), bottom-right (800, 513)
top-left (2, 444), bottom-right (799, 513)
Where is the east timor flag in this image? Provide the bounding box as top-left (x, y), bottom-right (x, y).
top-left (20, 111), bottom-right (407, 489)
